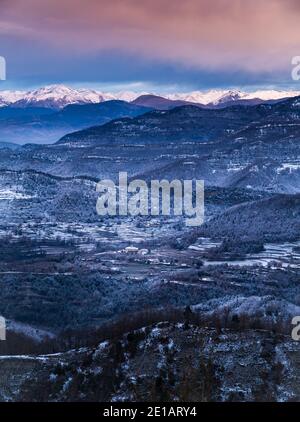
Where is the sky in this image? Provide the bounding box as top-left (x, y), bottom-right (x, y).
top-left (0, 0), bottom-right (300, 91)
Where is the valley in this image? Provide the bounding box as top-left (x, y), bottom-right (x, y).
top-left (0, 92), bottom-right (299, 401)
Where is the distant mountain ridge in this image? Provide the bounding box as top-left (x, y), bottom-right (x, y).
top-left (58, 95), bottom-right (300, 147)
top-left (1, 84), bottom-right (300, 110)
top-left (131, 94), bottom-right (201, 110)
top-left (0, 100), bottom-right (151, 144)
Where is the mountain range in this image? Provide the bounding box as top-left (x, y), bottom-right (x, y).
top-left (58, 95), bottom-right (300, 147)
top-left (1, 84), bottom-right (300, 110)
top-left (0, 94), bottom-right (299, 196)
top-left (0, 83), bottom-right (299, 145)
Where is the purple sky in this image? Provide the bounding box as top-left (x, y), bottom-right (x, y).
top-left (0, 0), bottom-right (300, 90)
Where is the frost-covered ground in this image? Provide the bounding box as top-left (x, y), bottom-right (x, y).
top-left (1, 323), bottom-right (299, 402)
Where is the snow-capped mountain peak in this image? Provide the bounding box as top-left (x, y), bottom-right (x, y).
top-left (211, 89), bottom-right (244, 105)
top-left (12, 84), bottom-right (104, 109)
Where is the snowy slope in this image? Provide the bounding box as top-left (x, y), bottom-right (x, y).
top-left (13, 85), bottom-right (104, 109)
top-left (0, 90), bottom-right (26, 107)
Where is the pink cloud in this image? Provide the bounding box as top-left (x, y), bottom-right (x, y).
top-left (1, 0), bottom-right (299, 73)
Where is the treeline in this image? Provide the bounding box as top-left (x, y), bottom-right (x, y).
top-left (0, 305), bottom-right (291, 357)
